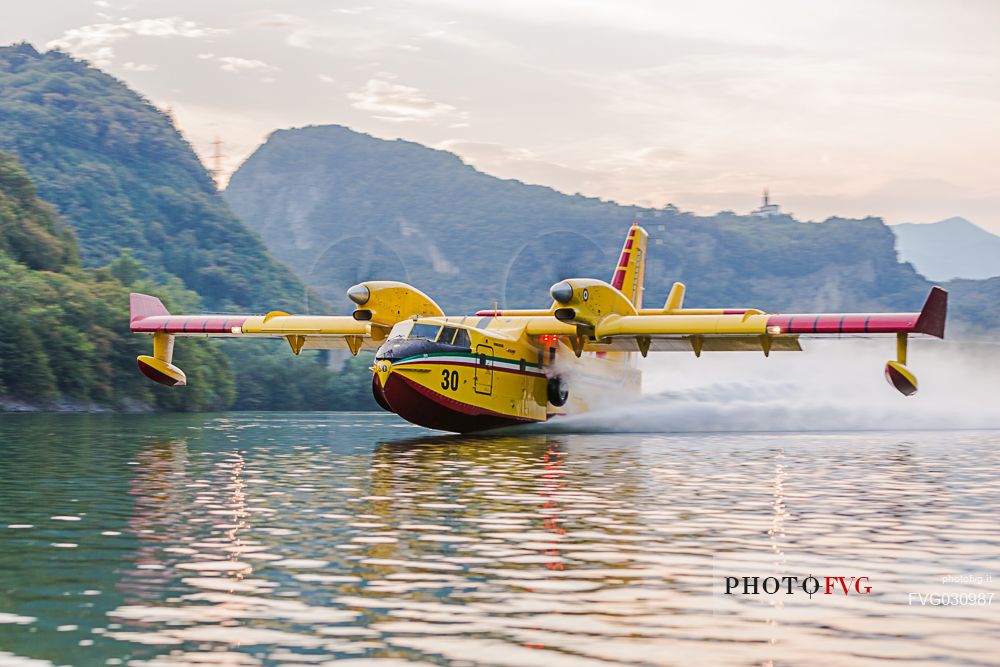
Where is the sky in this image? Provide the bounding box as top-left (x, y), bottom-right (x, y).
top-left (3, 0), bottom-right (1000, 231)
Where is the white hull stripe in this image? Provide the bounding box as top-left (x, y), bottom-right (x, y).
top-left (393, 355), bottom-right (546, 378)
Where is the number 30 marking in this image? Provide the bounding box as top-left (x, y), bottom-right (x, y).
top-left (440, 369), bottom-right (459, 391)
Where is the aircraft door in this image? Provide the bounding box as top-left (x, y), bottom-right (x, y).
top-left (474, 344), bottom-right (494, 394)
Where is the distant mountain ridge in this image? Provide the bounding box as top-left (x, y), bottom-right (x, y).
top-left (226, 124), bottom-right (944, 325)
top-left (891, 217), bottom-right (1000, 281)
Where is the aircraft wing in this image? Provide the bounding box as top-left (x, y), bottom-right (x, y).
top-left (524, 286), bottom-right (947, 356)
top-left (129, 282), bottom-right (452, 387)
top-left (129, 293), bottom-right (378, 353)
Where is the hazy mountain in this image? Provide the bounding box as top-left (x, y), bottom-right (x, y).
top-left (944, 276), bottom-right (1000, 332)
top-left (0, 43), bottom-right (306, 312)
top-left (892, 217), bottom-right (1000, 281)
top-left (226, 124), bottom-right (935, 318)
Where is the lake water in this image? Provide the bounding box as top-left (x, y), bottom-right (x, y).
top-left (0, 413), bottom-right (998, 666)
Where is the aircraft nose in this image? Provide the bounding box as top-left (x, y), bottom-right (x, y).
top-left (374, 359), bottom-right (392, 387)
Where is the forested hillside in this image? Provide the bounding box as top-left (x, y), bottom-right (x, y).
top-left (226, 125), bottom-right (932, 317)
top-left (0, 151), bottom-right (377, 411)
top-left (0, 151), bottom-right (234, 410)
top-left (0, 43), bottom-right (304, 312)
top-left (226, 124), bottom-right (998, 335)
top-left (0, 46), bottom-right (378, 411)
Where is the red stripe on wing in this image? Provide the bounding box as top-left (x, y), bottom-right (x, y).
top-left (131, 315), bottom-right (249, 334)
top-left (766, 312), bottom-right (920, 334)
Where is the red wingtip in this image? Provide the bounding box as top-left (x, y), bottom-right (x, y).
top-left (914, 287), bottom-right (947, 339)
top-left (129, 293), bottom-right (170, 325)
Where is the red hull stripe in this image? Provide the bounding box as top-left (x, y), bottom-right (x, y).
top-left (131, 315), bottom-right (249, 334)
top-left (380, 373), bottom-right (539, 433)
top-left (766, 312), bottom-right (920, 335)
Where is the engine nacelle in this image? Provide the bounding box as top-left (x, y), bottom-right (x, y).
top-left (884, 360), bottom-right (917, 396)
top-left (348, 281), bottom-right (444, 328)
top-left (549, 279), bottom-right (637, 327)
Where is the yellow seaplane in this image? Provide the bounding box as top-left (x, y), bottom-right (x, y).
top-left (130, 223), bottom-right (947, 433)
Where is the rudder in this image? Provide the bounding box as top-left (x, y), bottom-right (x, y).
top-left (610, 221), bottom-right (648, 308)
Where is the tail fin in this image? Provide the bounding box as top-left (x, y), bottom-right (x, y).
top-left (914, 286), bottom-right (947, 339)
top-left (610, 221), bottom-right (649, 308)
top-left (129, 292), bottom-right (170, 325)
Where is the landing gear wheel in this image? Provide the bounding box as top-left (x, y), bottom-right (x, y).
top-left (547, 376), bottom-right (569, 407)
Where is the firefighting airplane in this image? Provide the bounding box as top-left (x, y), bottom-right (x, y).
top-left (130, 223), bottom-right (947, 433)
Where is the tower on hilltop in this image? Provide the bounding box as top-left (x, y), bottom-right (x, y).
top-left (752, 188), bottom-right (782, 217)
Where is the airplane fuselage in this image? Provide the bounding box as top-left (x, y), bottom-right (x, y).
top-left (371, 316), bottom-right (640, 432)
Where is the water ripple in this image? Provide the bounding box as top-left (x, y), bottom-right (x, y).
top-left (0, 414), bottom-right (998, 665)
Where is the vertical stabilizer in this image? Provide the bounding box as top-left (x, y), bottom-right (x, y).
top-left (610, 221), bottom-right (649, 308)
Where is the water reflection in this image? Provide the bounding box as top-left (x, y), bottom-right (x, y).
top-left (0, 414), bottom-right (998, 666)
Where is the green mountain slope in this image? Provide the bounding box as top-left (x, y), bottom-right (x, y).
top-left (0, 150), bottom-right (234, 410)
top-left (0, 43), bottom-right (305, 312)
top-left (226, 124), bottom-right (934, 318)
top-left (0, 45), bottom-right (381, 412)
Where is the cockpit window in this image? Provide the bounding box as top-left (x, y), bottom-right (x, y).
top-left (388, 321), bottom-right (413, 339)
top-left (438, 327), bottom-right (458, 345)
top-left (409, 323), bottom-right (442, 340)
top-left (452, 328), bottom-right (471, 348)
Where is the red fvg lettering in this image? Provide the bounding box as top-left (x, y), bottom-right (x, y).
top-left (824, 576), bottom-right (872, 595)
top-left (723, 575), bottom-right (872, 597)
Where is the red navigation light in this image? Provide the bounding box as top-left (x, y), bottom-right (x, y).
top-left (538, 334), bottom-right (558, 346)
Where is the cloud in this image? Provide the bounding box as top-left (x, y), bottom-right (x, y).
top-left (194, 53), bottom-right (279, 78)
top-left (254, 14), bottom-right (298, 29)
top-left (215, 56), bottom-right (278, 73)
top-left (348, 78), bottom-right (462, 123)
top-left (122, 61), bottom-right (157, 72)
top-left (46, 17), bottom-right (227, 66)
top-left (436, 139), bottom-right (535, 163)
top-left (317, 74), bottom-right (336, 84)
